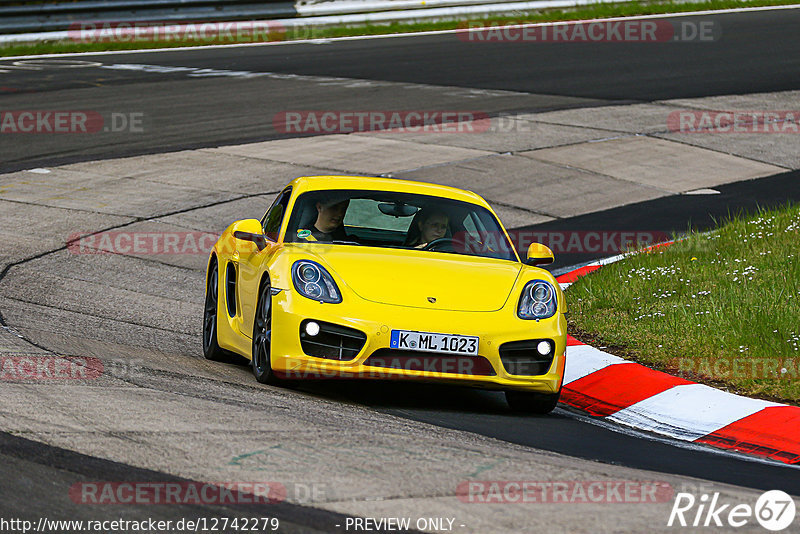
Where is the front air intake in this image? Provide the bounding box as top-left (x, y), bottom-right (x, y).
top-left (299, 320), bottom-right (366, 361)
top-left (499, 339), bottom-right (555, 376)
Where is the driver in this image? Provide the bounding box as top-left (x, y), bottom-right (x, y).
top-left (405, 209), bottom-right (449, 248)
top-left (303, 197), bottom-right (351, 242)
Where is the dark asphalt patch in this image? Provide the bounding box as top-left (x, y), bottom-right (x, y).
top-left (0, 431), bottom-right (421, 533)
top-left (521, 169), bottom-right (800, 272)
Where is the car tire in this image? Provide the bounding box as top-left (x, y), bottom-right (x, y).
top-left (505, 390), bottom-right (560, 415)
top-left (251, 277), bottom-right (290, 386)
top-left (203, 259), bottom-right (235, 362)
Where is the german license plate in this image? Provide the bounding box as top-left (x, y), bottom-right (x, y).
top-left (390, 330), bottom-right (479, 355)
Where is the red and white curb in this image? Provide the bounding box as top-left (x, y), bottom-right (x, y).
top-left (556, 247), bottom-right (800, 466)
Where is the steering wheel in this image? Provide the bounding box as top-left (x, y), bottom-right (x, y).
top-left (422, 237), bottom-right (466, 252)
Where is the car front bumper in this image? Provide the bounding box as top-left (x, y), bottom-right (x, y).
top-left (269, 288), bottom-right (566, 393)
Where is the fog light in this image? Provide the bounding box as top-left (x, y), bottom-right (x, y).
top-left (537, 341), bottom-right (551, 356)
top-left (305, 321), bottom-right (320, 336)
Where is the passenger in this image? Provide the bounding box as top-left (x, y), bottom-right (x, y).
top-left (303, 197), bottom-right (350, 242)
top-left (405, 209), bottom-right (449, 248)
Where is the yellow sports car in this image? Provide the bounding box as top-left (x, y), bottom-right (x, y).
top-left (203, 176), bottom-right (566, 413)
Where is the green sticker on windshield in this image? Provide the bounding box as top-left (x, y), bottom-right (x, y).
top-left (297, 229), bottom-right (312, 238)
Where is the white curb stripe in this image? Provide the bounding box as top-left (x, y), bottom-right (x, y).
top-left (596, 252), bottom-right (627, 266)
top-left (606, 383), bottom-right (782, 441)
top-left (563, 344), bottom-right (627, 385)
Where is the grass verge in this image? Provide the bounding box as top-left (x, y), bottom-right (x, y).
top-left (1, 0), bottom-right (799, 57)
top-left (565, 203), bottom-right (800, 404)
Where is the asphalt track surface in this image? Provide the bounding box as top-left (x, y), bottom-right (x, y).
top-left (1, 9), bottom-right (800, 172)
top-left (1, 7), bottom-right (800, 527)
top-left (0, 432), bottom-right (388, 533)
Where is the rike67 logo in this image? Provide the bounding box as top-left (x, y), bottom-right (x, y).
top-left (668, 490), bottom-right (796, 531)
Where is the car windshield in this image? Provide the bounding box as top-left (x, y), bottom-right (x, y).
top-left (284, 189), bottom-right (518, 262)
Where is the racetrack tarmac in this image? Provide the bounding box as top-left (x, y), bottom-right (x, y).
top-left (1, 9), bottom-right (799, 531)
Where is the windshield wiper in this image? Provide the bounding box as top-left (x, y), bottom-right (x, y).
top-left (331, 240), bottom-right (362, 246)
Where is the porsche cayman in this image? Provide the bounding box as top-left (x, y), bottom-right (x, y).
top-left (203, 176), bottom-right (566, 413)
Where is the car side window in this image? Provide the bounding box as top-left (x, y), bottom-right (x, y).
top-left (262, 188), bottom-right (292, 241)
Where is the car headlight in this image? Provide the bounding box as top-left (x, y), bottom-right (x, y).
top-left (292, 260), bottom-right (342, 303)
top-left (518, 280), bottom-right (557, 320)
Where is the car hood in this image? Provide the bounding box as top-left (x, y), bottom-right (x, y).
top-left (314, 247), bottom-right (521, 311)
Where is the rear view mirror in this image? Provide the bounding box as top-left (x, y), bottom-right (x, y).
top-left (378, 202), bottom-right (418, 217)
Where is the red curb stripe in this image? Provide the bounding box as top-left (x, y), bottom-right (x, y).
top-left (561, 363), bottom-right (694, 416)
top-left (566, 335), bottom-right (584, 346)
top-left (556, 265), bottom-right (600, 284)
top-left (640, 240), bottom-right (674, 252)
top-left (694, 406), bottom-right (800, 465)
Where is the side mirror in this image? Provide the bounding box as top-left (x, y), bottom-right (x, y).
top-left (525, 243), bottom-right (554, 266)
top-left (232, 219), bottom-right (268, 250)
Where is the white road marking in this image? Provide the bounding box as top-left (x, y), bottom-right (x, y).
top-left (13, 59), bottom-right (103, 68)
top-left (0, 56), bottom-right (531, 98)
top-left (92, 62), bottom-right (531, 97)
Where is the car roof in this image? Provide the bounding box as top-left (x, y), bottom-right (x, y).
top-left (286, 175), bottom-right (487, 206)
